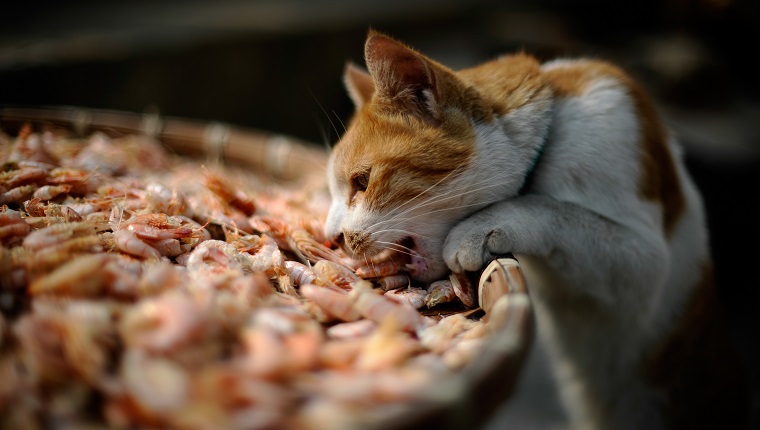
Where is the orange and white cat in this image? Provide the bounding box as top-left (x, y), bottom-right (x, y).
top-left (324, 31), bottom-right (750, 429)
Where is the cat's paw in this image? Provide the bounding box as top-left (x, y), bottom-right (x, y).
top-left (443, 216), bottom-right (514, 273)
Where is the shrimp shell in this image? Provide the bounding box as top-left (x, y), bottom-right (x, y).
top-left (354, 259), bottom-right (403, 278)
top-left (28, 253), bottom-right (112, 296)
top-left (285, 261), bottom-right (316, 286)
top-left (325, 319), bottom-right (377, 339)
top-left (376, 274), bottom-right (410, 291)
top-left (0, 165), bottom-right (48, 188)
top-left (22, 220), bottom-right (98, 251)
top-left (203, 169), bottom-right (256, 216)
top-left (288, 228), bottom-right (346, 266)
top-left (300, 284), bottom-right (361, 323)
top-left (384, 287), bottom-right (428, 310)
top-left (0, 212), bottom-right (30, 245)
top-left (0, 185), bottom-right (36, 204)
top-left (449, 273), bottom-right (477, 309)
top-left (425, 279), bottom-right (458, 308)
top-left (312, 260), bottom-right (361, 290)
top-left (349, 282), bottom-right (431, 333)
top-left (33, 184), bottom-right (72, 201)
top-left (113, 229), bottom-right (161, 260)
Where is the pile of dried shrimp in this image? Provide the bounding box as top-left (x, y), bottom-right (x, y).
top-left (0, 124), bottom-right (492, 430)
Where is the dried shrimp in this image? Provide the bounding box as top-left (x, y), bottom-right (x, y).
top-left (0, 123), bottom-right (497, 430)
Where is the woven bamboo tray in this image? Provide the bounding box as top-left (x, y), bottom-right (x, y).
top-left (0, 106), bottom-right (533, 430)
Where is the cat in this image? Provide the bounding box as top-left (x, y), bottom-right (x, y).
top-left (323, 30), bottom-right (750, 429)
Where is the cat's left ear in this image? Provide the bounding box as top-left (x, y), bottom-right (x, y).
top-left (343, 62), bottom-right (374, 108)
top-left (364, 32), bottom-right (443, 124)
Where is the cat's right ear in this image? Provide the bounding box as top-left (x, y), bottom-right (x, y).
top-left (344, 62), bottom-right (374, 108)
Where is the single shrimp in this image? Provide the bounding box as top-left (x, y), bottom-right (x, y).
top-left (149, 238), bottom-right (182, 257)
top-left (0, 166), bottom-right (48, 188)
top-left (185, 239), bottom-right (251, 273)
top-left (249, 215), bottom-right (292, 250)
top-left (0, 212), bottom-right (30, 245)
top-left (354, 259), bottom-right (400, 279)
top-left (450, 273), bottom-right (477, 308)
top-left (28, 253), bottom-right (112, 296)
top-left (384, 286), bottom-right (428, 309)
top-left (22, 220), bottom-right (98, 251)
top-left (249, 235), bottom-right (285, 276)
top-left (203, 169), bottom-right (256, 216)
top-left (354, 252), bottom-right (408, 278)
top-left (126, 223), bottom-right (196, 241)
top-left (285, 261), bottom-right (317, 286)
top-left (0, 184), bottom-right (35, 204)
top-left (375, 274), bottom-right (410, 291)
top-left (33, 184), bottom-right (72, 201)
top-left (33, 235), bottom-right (102, 266)
top-left (144, 182), bottom-right (187, 215)
top-left (23, 198), bottom-right (46, 217)
top-left (349, 281), bottom-right (431, 333)
top-left (59, 205), bottom-right (84, 222)
top-left (325, 319), bottom-right (377, 339)
top-left (425, 279), bottom-right (459, 308)
top-left (312, 260), bottom-right (362, 290)
top-left (300, 283), bottom-right (362, 323)
top-left (113, 229), bottom-right (161, 260)
top-left (174, 215), bottom-right (211, 243)
top-left (296, 217), bottom-right (330, 247)
top-left (48, 167), bottom-right (99, 194)
top-left (288, 228), bottom-right (346, 266)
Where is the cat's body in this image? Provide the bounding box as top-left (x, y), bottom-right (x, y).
top-left (324, 31), bottom-right (749, 429)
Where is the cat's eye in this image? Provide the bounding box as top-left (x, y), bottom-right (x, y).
top-left (352, 172), bottom-right (370, 193)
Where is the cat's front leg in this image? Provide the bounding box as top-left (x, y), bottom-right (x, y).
top-left (443, 194), bottom-right (555, 273)
top-left (443, 194), bottom-right (668, 303)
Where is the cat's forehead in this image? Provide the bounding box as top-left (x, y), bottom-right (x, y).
top-left (333, 109), bottom-right (474, 175)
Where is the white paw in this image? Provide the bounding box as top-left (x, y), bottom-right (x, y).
top-left (443, 217), bottom-right (514, 273)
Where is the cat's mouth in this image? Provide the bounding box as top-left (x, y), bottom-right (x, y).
top-left (399, 236), bottom-right (428, 275)
top-left (346, 235), bottom-right (430, 278)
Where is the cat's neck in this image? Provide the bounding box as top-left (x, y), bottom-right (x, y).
top-left (462, 89), bottom-right (555, 203)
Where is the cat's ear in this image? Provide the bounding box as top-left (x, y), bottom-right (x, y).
top-left (343, 62), bottom-right (374, 108)
top-left (364, 32), bottom-right (442, 124)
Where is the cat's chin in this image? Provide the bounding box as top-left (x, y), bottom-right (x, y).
top-left (409, 259), bottom-right (450, 283)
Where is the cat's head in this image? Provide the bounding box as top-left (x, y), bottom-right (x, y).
top-left (324, 31), bottom-right (548, 282)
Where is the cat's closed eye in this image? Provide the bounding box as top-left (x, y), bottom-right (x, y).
top-left (350, 171), bottom-right (370, 202)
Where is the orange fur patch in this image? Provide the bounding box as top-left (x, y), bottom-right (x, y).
top-left (459, 52), bottom-right (550, 115)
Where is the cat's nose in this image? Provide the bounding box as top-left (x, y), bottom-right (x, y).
top-left (343, 230), bottom-right (370, 254)
top-left (332, 231), bottom-right (344, 247)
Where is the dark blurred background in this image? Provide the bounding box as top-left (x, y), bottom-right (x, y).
top-left (2, 0), bottom-right (758, 428)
